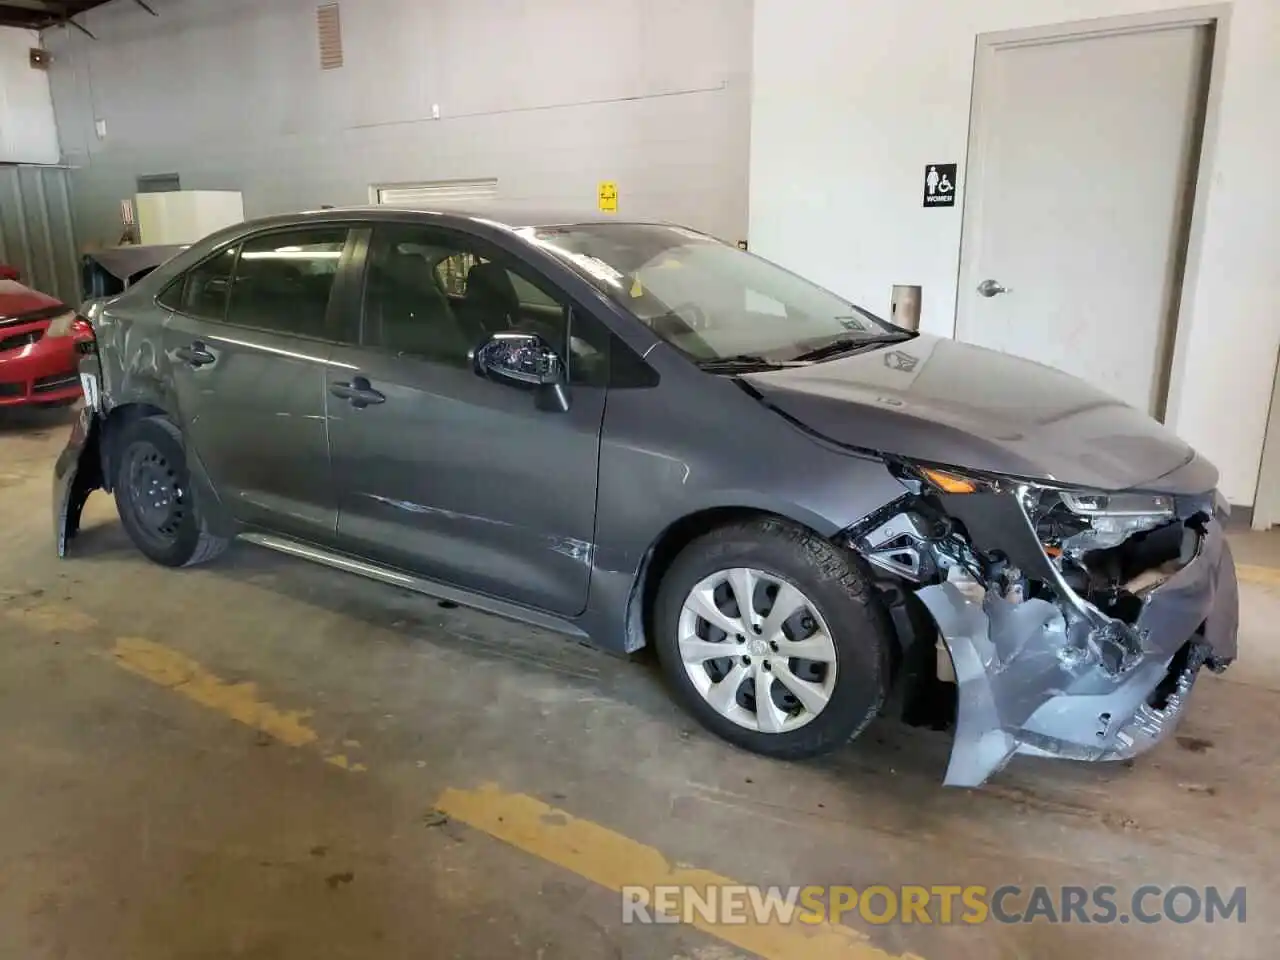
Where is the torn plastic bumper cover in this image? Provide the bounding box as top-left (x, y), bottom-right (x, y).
top-left (54, 400), bottom-right (105, 558)
top-left (913, 492), bottom-right (1237, 787)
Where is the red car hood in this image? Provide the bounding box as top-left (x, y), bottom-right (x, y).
top-left (0, 278), bottom-right (65, 322)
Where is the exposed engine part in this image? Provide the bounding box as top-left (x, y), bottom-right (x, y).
top-left (853, 489), bottom-right (1183, 684)
top-left (850, 496), bottom-right (984, 586)
top-left (997, 564), bottom-right (1026, 604)
top-left (857, 509), bottom-right (937, 581)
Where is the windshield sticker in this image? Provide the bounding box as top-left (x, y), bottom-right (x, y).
top-left (838, 316), bottom-right (872, 332)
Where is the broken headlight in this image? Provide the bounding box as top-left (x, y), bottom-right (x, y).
top-left (900, 463), bottom-right (1176, 557)
top-left (1043, 491), bottom-right (1175, 555)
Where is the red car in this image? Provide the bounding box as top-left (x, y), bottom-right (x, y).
top-left (0, 273), bottom-right (93, 407)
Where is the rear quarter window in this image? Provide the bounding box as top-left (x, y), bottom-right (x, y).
top-left (158, 246), bottom-right (238, 321)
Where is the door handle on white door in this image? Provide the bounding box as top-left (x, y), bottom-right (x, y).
top-left (977, 279), bottom-right (1011, 298)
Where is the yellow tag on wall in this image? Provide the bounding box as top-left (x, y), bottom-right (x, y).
top-left (597, 181), bottom-right (618, 214)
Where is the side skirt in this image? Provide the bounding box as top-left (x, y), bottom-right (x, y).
top-left (239, 532), bottom-right (591, 642)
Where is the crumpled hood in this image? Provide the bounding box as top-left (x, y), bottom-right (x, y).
top-left (742, 334), bottom-right (1201, 492)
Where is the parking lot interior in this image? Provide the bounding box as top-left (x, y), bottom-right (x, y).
top-left (3, 0), bottom-right (1280, 958)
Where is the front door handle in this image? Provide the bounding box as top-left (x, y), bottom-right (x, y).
top-left (330, 376), bottom-right (386, 409)
top-left (977, 278), bottom-right (1012, 298)
top-left (174, 341), bottom-right (216, 367)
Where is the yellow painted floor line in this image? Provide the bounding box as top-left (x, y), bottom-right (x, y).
top-left (437, 783), bottom-right (922, 960)
top-left (1237, 564), bottom-right (1280, 587)
top-left (110, 636), bottom-right (364, 769)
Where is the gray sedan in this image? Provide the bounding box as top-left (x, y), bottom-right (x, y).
top-left (53, 206), bottom-right (1238, 786)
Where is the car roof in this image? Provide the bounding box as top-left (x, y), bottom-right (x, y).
top-left (241, 205), bottom-right (670, 233)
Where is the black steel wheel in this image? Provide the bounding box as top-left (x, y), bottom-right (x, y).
top-left (112, 415), bottom-right (228, 567)
top-left (121, 438), bottom-right (186, 550)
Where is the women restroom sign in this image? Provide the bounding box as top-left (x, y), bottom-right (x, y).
top-left (923, 164), bottom-right (957, 207)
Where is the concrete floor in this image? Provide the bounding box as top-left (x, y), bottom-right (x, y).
top-left (2, 404), bottom-right (1277, 960)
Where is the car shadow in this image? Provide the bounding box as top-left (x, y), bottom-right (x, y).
top-left (0, 401), bottom-right (76, 437)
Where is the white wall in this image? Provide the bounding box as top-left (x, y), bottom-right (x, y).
top-left (749, 0), bottom-right (1280, 506)
top-left (0, 27), bottom-right (59, 163)
top-left (45, 0), bottom-right (753, 249)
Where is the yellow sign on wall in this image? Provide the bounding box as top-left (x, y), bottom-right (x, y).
top-left (597, 181), bottom-right (618, 214)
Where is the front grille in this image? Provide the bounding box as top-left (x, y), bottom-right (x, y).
top-left (0, 329), bottom-right (42, 353)
top-left (33, 373), bottom-right (79, 394)
top-left (0, 381), bottom-right (25, 398)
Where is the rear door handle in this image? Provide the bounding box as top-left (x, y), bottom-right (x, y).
top-left (174, 341), bottom-right (216, 367)
top-left (329, 376), bottom-right (386, 409)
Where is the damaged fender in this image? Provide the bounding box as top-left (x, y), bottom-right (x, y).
top-left (53, 400), bottom-right (105, 558)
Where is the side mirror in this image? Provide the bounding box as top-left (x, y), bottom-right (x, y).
top-left (472, 331), bottom-right (564, 387)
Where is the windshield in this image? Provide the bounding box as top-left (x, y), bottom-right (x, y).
top-left (518, 223), bottom-right (906, 364)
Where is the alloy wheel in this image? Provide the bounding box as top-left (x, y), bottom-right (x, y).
top-left (677, 567), bottom-right (839, 733)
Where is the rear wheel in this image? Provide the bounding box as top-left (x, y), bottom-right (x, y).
top-left (113, 416), bottom-right (228, 567)
top-left (653, 518), bottom-right (889, 759)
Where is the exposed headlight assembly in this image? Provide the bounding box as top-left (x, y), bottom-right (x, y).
top-left (900, 462), bottom-right (1176, 558)
top-left (894, 461), bottom-right (1173, 675)
top-left (1051, 491), bottom-right (1174, 555)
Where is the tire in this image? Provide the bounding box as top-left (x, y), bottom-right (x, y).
top-left (653, 517), bottom-right (889, 759)
top-left (112, 415), bottom-right (229, 568)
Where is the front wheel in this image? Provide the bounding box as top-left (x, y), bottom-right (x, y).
top-left (653, 519), bottom-right (890, 759)
top-left (112, 415), bottom-right (228, 568)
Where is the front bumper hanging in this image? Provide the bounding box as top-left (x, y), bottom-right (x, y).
top-left (917, 516), bottom-right (1237, 787)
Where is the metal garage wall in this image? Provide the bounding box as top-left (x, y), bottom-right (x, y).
top-left (0, 164), bottom-right (79, 305)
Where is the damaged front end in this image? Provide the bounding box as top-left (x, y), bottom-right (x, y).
top-left (846, 461), bottom-right (1239, 787)
top-left (53, 305), bottom-right (110, 557)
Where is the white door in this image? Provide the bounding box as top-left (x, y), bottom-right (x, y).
top-left (957, 19), bottom-right (1213, 418)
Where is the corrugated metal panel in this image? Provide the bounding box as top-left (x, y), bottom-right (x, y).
top-left (317, 3), bottom-right (343, 70)
top-left (0, 165), bottom-right (80, 306)
top-left (372, 178), bottom-right (499, 207)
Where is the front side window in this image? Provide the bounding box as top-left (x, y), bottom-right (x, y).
top-left (163, 245), bottom-right (238, 320)
top-left (519, 223), bottom-right (911, 366)
top-left (223, 228), bottom-right (348, 337)
top-left (363, 225), bottom-right (572, 369)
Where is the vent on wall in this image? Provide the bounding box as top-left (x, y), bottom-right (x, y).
top-left (372, 179), bottom-right (500, 207)
top-left (317, 3), bottom-right (343, 70)
top-left (137, 173), bottom-right (181, 193)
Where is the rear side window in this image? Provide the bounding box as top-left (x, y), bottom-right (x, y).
top-left (224, 228), bottom-right (349, 337)
top-left (160, 245), bottom-right (238, 320)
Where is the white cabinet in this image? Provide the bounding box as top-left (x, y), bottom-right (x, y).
top-left (136, 190), bottom-right (245, 245)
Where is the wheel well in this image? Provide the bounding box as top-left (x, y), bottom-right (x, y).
top-left (627, 507), bottom-right (803, 652)
top-left (98, 402), bottom-right (167, 491)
